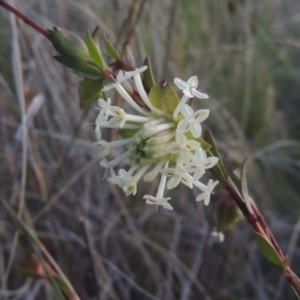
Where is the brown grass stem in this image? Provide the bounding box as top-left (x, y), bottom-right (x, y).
top-left (0, 1), bottom-right (49, 38)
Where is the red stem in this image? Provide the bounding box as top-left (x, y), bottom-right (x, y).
top-left (0, 1), bottom-right (49, 38)
top-left (223, 178), bottom-right (300, 296)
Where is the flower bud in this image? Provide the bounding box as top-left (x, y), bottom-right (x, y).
top-left (48, 27), bottom-right (90, 61)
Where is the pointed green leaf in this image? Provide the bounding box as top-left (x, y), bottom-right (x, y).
top-left (91, 26), bottom-right (101, 50)
top-left (229, 171), bottom-right (242, 194)
top-left (240, 158), bottom-right (253, 212)
top-left (84, 30), bottom-right (105, 69)
top-left (204, 129), bottom-right (228, 180)
top-left (143, 56), bottom-right (155, 91)
top-left (122, 43), bottom-right (136, 69)
top-left (54, 55), bottom-right (101, 78)
top-left (78, 77), bottom-right (104, 109)
top-left (103, 33), bottom-right (120, 60)
top-left (0, 198), bottom-right (38, 244)
top-left (216, 197), bottom-right (241, 231)
top-left (254, 232), bottom-right (285, 273)
top-left (149, 80), bottom-right (179, 115)
top-left (48, 27), bottom-right (89, 61)
top-left (240, 158), bottom-right (249, 201)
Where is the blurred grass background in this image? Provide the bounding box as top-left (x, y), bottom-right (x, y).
top-left (1, 0), bottom-right (300, 299)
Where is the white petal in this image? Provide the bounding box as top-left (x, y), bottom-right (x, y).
top-left (166, 142), bottom-right (181, 154)
top-left (186, 140), bottom-right (200, 151)
top-left (192, 90), bottom-right (209, 99)
top-left (203, 157), bottom-right (219, 169)
top-left (175, 132), bottom-right (187, 144)
top-left (194, 109), bottom-right (210, 123)
top-left (177, 119), bottom-right (190, 134)
top-left (160, 168), bottom-right (176, 177)
top-left (180, 173), bottom-right (193, 188)
top-left (174, 77), bottom-right (188, 90)
top-left (95, 125), bottom-right (102, 140)
top-left (183, 89), bottom-right (194, 98)
top-left (196, 192), bottom-right (207, 202)
top-left (189, 122), bottom-right (202, 138)
top-left (161, 202), bottom-right (173, 210)
top-left (167, 176), bottom-right (180, 189)
top-left (180, 104), bottom-right (194, 119)
top-left (187, 75), bottom-right (198, 87)
top-left (193, 169), bottom-right (205, 181)
top-left (179, 149), bottom-right (191, 164)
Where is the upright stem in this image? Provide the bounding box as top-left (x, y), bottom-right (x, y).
top-left (223, 178), bottom-right (300, 296)
top-left (0, 1), bottom-right (49, 38)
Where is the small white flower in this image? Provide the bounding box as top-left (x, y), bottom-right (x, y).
top-left (195, 179), bottom-right (219, 205)
top-left (177, 105), bottom-right (209, 138)
top-left (166, 132), bottom-right (200, 163)
top-left (144, 195), bottom-right (173, 211)
top-left (95, 140), bottom-right (111, 157)
top-left (124, 66), bottom-right (148, 79)
top-left (95, 138), bottom-right (134, 158)
top-left (108, 168), bottom-right (135, 189)
top-left (123, 165), bottom-right (150, 196)
top-left (161, 164), bottom-right (193, 189)
top-left (107, 107), bottom-right (126, 127)
top-left (174, 76), bottom-right (208, 99)
top-left (98, 98), bottom-right (113, 119)
top-left (185, 148), bottom-right (219, 181)
top-left (125, 66), bottom-right (162, 114)
top-left (103, 71), bottom-right (150, 116)
top-left (102, 71), bottom-right (128, 92)
top-left (144, 165), bottom-right (173, 211)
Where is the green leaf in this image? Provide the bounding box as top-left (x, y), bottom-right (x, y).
top-left (143, 56), bottom-right (155, 91)
top-left (91, 26), bottom-right (101, 50)
top-left (216, 197), bottom-right (241, 231)
top-left (78, 77), bottom-right (104, 109)
top-left (84, 30), bottom-right (105, 69)
top-left (229, 171), bottom-right (242, 194)
top-left (240, 158), bottom-right (253, 212)
top-left (0, 198), bottom-right (38, 245)
top-left (103, 33), bottom-right (120, 60)
top-left (254, 232), bottom-right (285, 273)
top-left (19, 268), bottom-right (74, 299)
top-left (54, 55), bottom-right (101, 78)
top-left (48, 27), bottom-right (89, 61)
top-left (240, 158), bottom-right (249, 201)
top-left (149, 80), bottom-right (180, 115)
top-left (203, 129), bottom-right (228, 180)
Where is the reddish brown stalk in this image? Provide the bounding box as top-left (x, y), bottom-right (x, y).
top-left (0, 1), bottom-right (49, 38)
top-left (223, 178), bottom-right (300, 296)
top-left (250, 202), bottom-right (285, 260)
top-left (223, 179), bottom-right (265, 235)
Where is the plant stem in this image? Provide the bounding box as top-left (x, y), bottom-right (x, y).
top-left (0, 1), bottom-right (49, 38)
top-left (223, 178), bottom-right (300, 296)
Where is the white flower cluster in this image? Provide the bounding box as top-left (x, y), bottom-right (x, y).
top-left (95, 66), bottom-right (219, 211)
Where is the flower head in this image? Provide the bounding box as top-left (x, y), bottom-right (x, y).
top-left (95, 68), bottom-right (218, 210)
